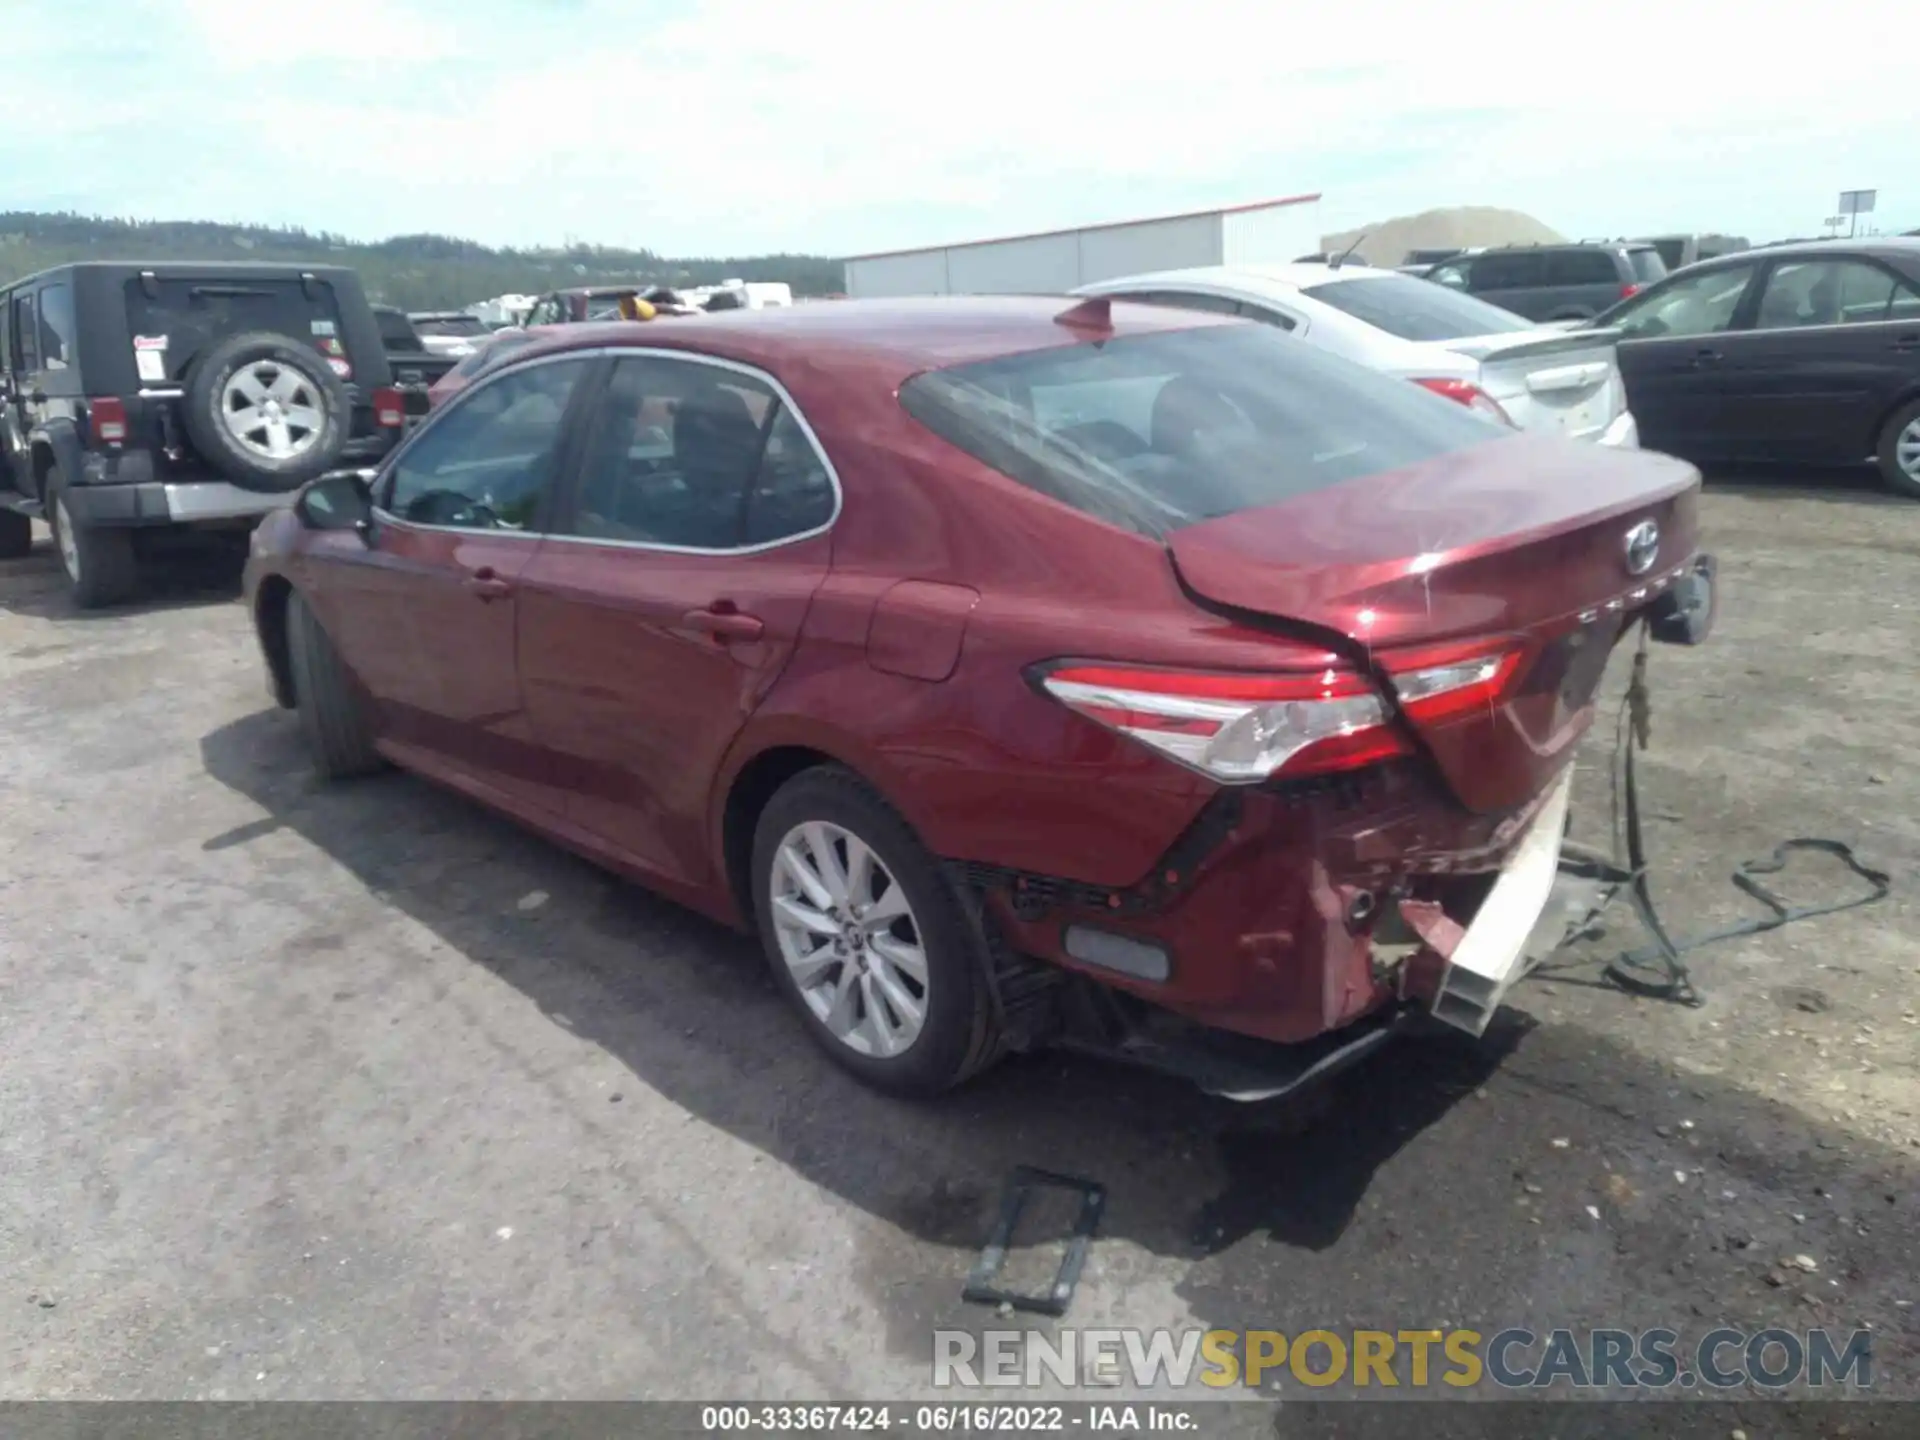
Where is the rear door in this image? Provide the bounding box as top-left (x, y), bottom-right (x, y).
top-left (310, 353), bottom-right (597, 807)
top-left (1607, 260), bottom-right (1763, 459)
top-left (515, 351), bottom-right (837, 890)
top-left (1715, 255), bottom-right (1920, 463)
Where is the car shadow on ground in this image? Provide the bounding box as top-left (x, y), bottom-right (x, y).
top-left (0, 536), bottom-right (244, 622)
top-left (1704, 462), bottom-right (1907, 507)
top-left (197, 708), bottom-right (1920, 1393)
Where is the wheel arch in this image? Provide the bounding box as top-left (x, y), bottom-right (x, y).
top-left (1869, 383), bottom-right (1920, 459)
top-left (713, 722), bottom-right (927, 935)
top-left (253, 573), bottom-right (297, 708)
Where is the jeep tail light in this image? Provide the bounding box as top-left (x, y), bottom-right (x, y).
top-left (89, 397), bottom-right (128, 446)
top-left (1411, 377), bottom-right (1515, 427)
top-left (372, 386), bottom-right (406, 428)
top-left (1038, 643), bottom-right (1524, 784)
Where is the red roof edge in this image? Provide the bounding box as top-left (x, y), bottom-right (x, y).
top-left (842, 193), bottom-right (1323, 264)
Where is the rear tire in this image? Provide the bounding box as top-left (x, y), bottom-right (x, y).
top-left (48, 484), bottom-right (139, 609)
top-left (751, 766), bottom-right (1006, 1097)
top-left (1874, 397), bottom-right (1920, 499)
top-left (286, 590), bottom-right (385, 779)
top-left (0, 507), bottom-right (31, 560)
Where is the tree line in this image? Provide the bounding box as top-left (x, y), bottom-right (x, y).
top-left (0, 211), bottom-right (845, 307)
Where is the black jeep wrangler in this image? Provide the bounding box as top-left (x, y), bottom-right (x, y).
top-left (0, 262), bottom-right (405, 607)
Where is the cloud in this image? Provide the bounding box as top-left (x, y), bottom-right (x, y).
top-left (0, 0), bottom-right (1911, 255)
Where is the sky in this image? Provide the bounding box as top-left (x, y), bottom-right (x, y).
top-left (2, 0), bottom-right (1911, 259)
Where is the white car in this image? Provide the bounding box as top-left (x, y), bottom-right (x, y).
top-left (1075, 263), bottom-right (1638, 448)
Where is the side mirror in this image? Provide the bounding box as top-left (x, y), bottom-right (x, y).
top-left (295, 468), bottom-right (376, 542)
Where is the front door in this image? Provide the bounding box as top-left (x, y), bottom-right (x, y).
top-left (306, 353), bottom-right (598, 811)
top-left (1713, 255), bottom-right (1920, 465)
top-left (1609, 260), bottom-right (1761, 461)
top-left (516, 352), bottom-right (838, 891)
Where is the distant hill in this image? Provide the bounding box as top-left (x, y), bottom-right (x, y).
top-left (0, 211), bottom-right (844, 308)
top-left (1321, 206), bottom-right (1565, 267)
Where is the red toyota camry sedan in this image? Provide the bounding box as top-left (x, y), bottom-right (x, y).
top-left (243, 296), bottom-right (1716, 1099)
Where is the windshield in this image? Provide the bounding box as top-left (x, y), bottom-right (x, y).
top-left (898, 323), bottom-right (1510, 538)
top-left (1302, 274), bottom-right (1532, 341)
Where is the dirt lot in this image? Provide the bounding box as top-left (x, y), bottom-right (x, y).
top-left (1, 474), bottom-right (1916, 1416)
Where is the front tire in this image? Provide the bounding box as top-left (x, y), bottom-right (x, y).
top-left (48, 486), bottom-right (139, 609)
top-left (1875, 398), bottom-right (1920, 499)
top-left (751, 767), bottom-right (1005, 1097)
top-left (285, 590), bottom-right (385, 779)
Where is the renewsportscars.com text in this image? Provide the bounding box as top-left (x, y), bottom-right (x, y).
top-left (934, 1326), bottom-right (1873, 1391)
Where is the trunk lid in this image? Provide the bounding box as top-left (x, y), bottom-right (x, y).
top-left (1411, 326), bottom-right (1627, 443)
top-left (1166, 433), bottom-right (1701, 812)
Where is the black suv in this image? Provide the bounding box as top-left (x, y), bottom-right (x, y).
top-left (1426, 243), bottom-right (1670, 322)
top-left (0, 262), bottom-right (404, 606)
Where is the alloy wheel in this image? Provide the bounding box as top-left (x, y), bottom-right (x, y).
top-left (221, 361), bottom-right (325, 462)
top-left (1898, 418), bottom-right (1920, 484)
top-left (769, 821), bottom-right (930, 1058)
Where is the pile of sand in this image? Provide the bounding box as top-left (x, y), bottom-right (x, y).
top-left (1320, 207), bottom-right (1565, 266)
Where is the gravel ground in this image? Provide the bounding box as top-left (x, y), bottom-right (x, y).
top-left (1, 473), bottom-right (1915, 1420)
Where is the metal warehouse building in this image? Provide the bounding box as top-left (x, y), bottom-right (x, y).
top-left (841, 193), bottom-right (1325, 299)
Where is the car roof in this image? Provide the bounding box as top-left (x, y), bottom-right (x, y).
top-left (505, 295), bottom-right (1236, 379)
top-left (2, 259), bottom-right (362, 290)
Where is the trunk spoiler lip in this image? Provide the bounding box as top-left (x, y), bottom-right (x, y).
top-left (1435, 325), bottom-right (1624, 364)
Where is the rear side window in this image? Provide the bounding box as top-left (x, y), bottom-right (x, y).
top-left (1544, 250), bottom-right (1620, 286)
top-left (125, 277), bottom-right (350, 384)
top-left (898, 324), bottom-right (1510, 537)
top-left (1303, 275), bottom-right (1531, 340)
top-left (1470, 251), bottom-right (1546, 289)
top-left (1627, 249), bottom-right (1669, 284)
top-left (14, 294), bottom-right (39, 371)
top-left (38, 283), bottom-right (76, 370)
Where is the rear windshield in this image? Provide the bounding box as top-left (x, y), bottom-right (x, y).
top-left (1628, 249), bottom-right (1670, 283)
top-left (1303, 274), bottom-right (1532, 341)
top-left (898, 323), bottom-right (1510, 537)
top-left (415, 315), bottom-right (489, 338)
top-left (125, 277), bottom-right (348, 384)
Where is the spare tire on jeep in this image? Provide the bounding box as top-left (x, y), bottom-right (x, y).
top-left (182, 331), bottom-right (351, 492)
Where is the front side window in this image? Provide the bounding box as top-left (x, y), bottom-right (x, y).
top-left (1608, 264), bottom-right (1757, 340)
top-left (382, 357), bottom-right (589, 529)
top-left (1304, 275), bottom-right (1530, 341)
top-left (564, 356), bottom-right (778, 549)
top-left (900, 323), bottom-right (1509, 537)
top-left (1753, 260), bottom-right (1905, 330)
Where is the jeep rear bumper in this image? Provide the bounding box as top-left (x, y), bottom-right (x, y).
top-left (57, 479), bottom-right (295, 528)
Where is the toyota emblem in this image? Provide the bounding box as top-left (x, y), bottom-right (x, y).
top-left (1624, 520), bottom-right (1660, 577)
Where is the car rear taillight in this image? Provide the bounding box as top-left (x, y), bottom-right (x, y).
top-left (1411, 377), bottom-right (1515, 427)
top-left (372, 385), bottom-right (406, 428)
top-left (88, 397), bottom-right (128, 446)
top-left (1038, 643), bottom-right (1525, 785)
top-left (1619, 282), bottom-right (1642, 300)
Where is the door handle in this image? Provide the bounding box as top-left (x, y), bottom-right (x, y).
top-left (1689, 348), bottom-right (1723, 367)
top-left (683, 606), bottom-right (764, 642)
top-left (465, 566), bottom-right (513, 602)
